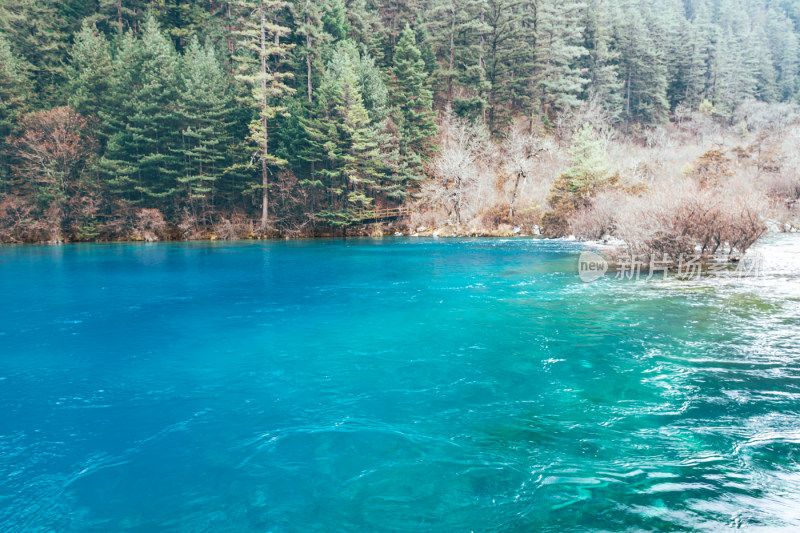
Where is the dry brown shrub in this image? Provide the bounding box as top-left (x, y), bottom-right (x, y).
top-left (95, 203), bottom-right (135, 241)
top-left (691, 148), bottom-right (734, 188)
top-left (511, 206), bottom-right (544, 229)
top-left (763, 172), bottom-right (800, 203)
top-left (213, 218), bottom-right (236, 240)
top-left (212, 214), bottom-right (251, 240)
top-left (133, 208), bottom-right (168, 242)
top-left (406, 207), bottom-right (446, 232)
top-left (0, 195), bottom-right (65, 243)
top-left (611, 182), bottom-right (767, 263)
top-left (0, 195), bottom-right (33, 242)
top-left (232, 213), bottom-right (255, 238)
top-left (481, 203), bottom-right (512, 227)
top-left (178, 208), bottom-right (204, 240)
top-left (569, 190), bottom-right (627, 240)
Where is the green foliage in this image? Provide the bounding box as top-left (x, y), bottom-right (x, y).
top-left (613, 0), bottom-right (670, 125)
top-left (580, 0), bottom-right (622, 118)
top-left (391, 25), bottom-right (437, 180)
top-left (230, 0), bottom-right (295, 226)
top-left (481, 0), bottom-right (523, 133)
top-left (153, 0), bottom-right (218, 48)
top-left (344, 0), bottom-right (385, 65)
top-left (0, 34), bottom-right (32, 183)
top-left (0, 34), bottom-right (30, 141)
top-left (531, 0), bottom-right (590, 130)
top-left (375, 0), bottom-right (421, 55)
top-left (323, 0), bottom-right (349, 42)
top-left (562, 123), bottom-right (612, 191)
top-left (0, 0), bottom-right (76, 104)
top-left (68, 24), bottom-right (115, 124)
top-left (303, 41), bottom-right (399, 224)
top-left (3, 0), bottom-right (800, 239)
top-left (99, 16), bottom-right (183, 208)
top-left (177, 37), bottom-right (236, 217)
top-left (86, 0), bottom-right (149, 33)
top-left (424, 0), bottom-right (488, 110)
top-left (543, 124), bottom-right (616, 236)
top-left (291, 0), bottom-right (331, 105)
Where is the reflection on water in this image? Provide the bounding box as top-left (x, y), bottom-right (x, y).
top-left (0, 234), bottom-right (799, 532)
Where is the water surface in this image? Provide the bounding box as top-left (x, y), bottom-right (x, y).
top-left (1, 235), bottom-right (799, 532)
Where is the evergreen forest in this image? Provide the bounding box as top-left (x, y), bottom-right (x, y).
top-left (2, 0), bottom-right (800, 241)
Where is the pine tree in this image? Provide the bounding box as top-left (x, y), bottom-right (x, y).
top-left (542, 122), bottom-right (614, 236)
top-left (613, 0), bottom-right (670, 125)
top-left (94, 31), bottom-right (138, 203)
top-left (425, 0), bottom-right (489, 116)
top-left (345, 0), bottom-right (386, 66)
top-left (152, 0), bottom-right (221, 49)
top-left (391, 25), bottom-right (438, 181)
top-left (425, 0), bottom-right (481, 108)
top-left (0, 34), bottom-right (30, 141)
top-left (177, 37), bottom-right (236, 220)
top-left (323, 0), bottom-right (350, 42)
top-left (356, 50), bottom-right (391, 123)
top-left (713, 28), bottom-right (758, 117)
top-left (750, 25), bottom-right (779, 103)
top-left (88, 0), bottom-right (149, 34)
top-left (482, 0), bottom-right (524, 133)
top-left (100, 16), bottom-right (183, 210)
top-left (415, 27), bottom-right (439, 76)
top-left (580, 0), bottom-right (622, 119)
top-left (376, 0), bottom-right (421, 51)
top-left (303, 42), bottom-right (397, 224)
top-left (683, 3), bottom-right (717, 108)
top-left (0, 0), bottom-right (74, 104)
top-left (658, 0), bottom-right (694, 111)
top-left (767, 8), bottom-right (800, 101)
top-left (68, 24), bottom-right (115, 127)
top-left (292, 0), bottom-right (329, 105)
top-left (531, 0), bottom-right (589, 132)
top-left (0, 34), bottom-right (32, 186)
top-left (231, 0), bottom-right (295, 228)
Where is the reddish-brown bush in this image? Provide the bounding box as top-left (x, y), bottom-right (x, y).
top-left (5, 107), bottom-right (99, 241)
top-left (134, 208), bottom-right (168, 242)
top-left (592, 183), bottom-right (768, 264)
top-left (691, 148), bottom-right (733, 188)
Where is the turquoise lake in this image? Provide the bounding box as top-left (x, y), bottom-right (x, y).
top-left (1, 235), bottom-right (799, 532)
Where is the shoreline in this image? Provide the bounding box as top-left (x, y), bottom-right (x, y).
top-left (0, 233), bottom-right (547, 247)
top-left (2, 227), bottom-right (796, 247)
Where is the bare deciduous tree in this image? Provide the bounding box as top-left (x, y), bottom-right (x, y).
top-left (9, 106), bottom-right (98, 241)
top-left (504, 130), bottom-right (547, 219)
top-left (421, 114), bottom-right (489, 226)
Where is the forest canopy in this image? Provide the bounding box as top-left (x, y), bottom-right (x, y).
top-left (1, 0), bottom-right (799, 242)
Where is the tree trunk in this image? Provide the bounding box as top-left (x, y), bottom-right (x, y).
top-left (626, 65), bottom-right (632, 119)
top-left (306, 55), bottom-right (312, 104)
top-left (535, 37), bottom-right (553, 135)
top-left (260, 1), bottom-right (269, 228)
top-left (306, 1), bottom-right (313, 104)
top-left (534, 102), bottom-right (544, 137)
top-left (509, 171), bottom-right (524, 219)
top-left (226, 3), bottom-right (234, 66)
top-left (480, 10), bottom-right (486, 123)
top-left (448, 2), bottom-right (455, 108)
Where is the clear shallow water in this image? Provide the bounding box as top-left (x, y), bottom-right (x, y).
top-left (1, 235), bottom-right (799, 532)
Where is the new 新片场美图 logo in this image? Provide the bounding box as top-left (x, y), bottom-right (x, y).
top-left (578, 251), bottom-right (608, 283)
